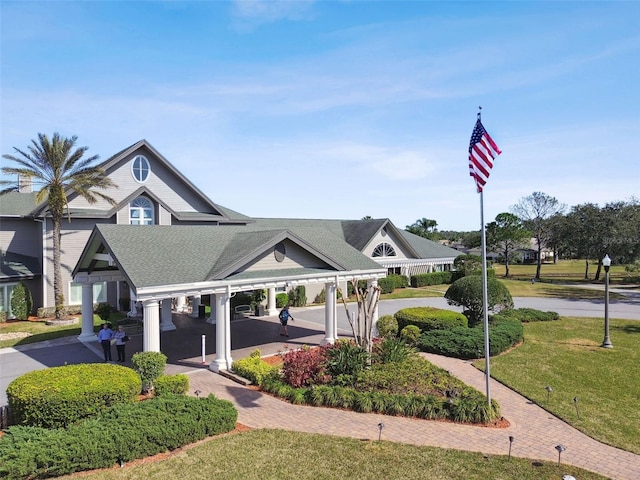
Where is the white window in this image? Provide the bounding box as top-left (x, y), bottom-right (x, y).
top-left (69, 282), bottom-right (107, 305)
top-left (0, 283), bottom-right (17, 318)
top-left (372, 242), bottom-right (396, 258)
top-left (131, 155), bottom-right (150, 183)
top-left (129, 197), bottom-right (154, 225)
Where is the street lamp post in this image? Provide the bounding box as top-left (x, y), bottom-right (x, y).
top-left (601, 254), bottom-right (613, 348)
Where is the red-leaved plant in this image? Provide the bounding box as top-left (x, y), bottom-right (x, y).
top-left (281, 345), bottom-right (332, 388)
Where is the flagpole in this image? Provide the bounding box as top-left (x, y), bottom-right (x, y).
top-left (479, 190), bottom-right (492, 408)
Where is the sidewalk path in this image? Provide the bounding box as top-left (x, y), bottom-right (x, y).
top-left (185, 351), bottom-right (639, 480)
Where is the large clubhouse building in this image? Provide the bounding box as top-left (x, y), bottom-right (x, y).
top-left (0, 140), bottom-right (458, 370)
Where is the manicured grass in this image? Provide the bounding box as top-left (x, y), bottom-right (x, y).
top-left (479, 317), bottom-right (640, 454)
top-left (502, 259), bottom-right (632, 283)
top-left (57, 429), bottom-right (608, 480)
top-left (0, 315), bottom-right (113, 349)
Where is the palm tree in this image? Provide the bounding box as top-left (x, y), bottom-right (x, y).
top-left (1, 133), bottom-right (118, 319)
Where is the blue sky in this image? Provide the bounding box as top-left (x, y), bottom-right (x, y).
top-left (1, 1), bottom-right (638, 231)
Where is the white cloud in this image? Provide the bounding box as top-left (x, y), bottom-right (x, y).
top-left (230, 0), bottom-right (316, 31)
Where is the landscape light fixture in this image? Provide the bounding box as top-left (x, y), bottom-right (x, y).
top-left (508, 436), bottom-right (514, 461)
top-left (573, 397), bottom-right (580, 419)
top-left (601, 254), bottom-right (613, 348)
top-left (555, 444), bottom-right (566, 467)
top-left (545, 385), bottom-right (553, 403)
top-left (194, 390), bottom-right (201, 398)
top-left (377, 422), bottom-right (384, 442)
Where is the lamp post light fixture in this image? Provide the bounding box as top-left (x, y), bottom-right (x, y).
top-left (601, 254), bottom-right (613, 348)
top-left (545, 385), bottom-right (553, 403)
top-left (555, 444), bottom-right (566, 467)
top-left (377, 422), bottom-right (384, 442)
top-left (508, 436), bottom-right (514, 461)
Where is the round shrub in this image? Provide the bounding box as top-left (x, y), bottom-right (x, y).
top-left (376, 314), bottom-right (398, 338)
top-left (6, 363), bottom-right (141, 428)
top-left (400, 325), bottom-right (421, 344)
top-left (394, 306), bottom-right (468, 332)
top-left (444, 276), bottom-right (513, 327)
top-left (131, 351), bottom-right (167, 392)
top-left (232, 349), bottom-right (277, 386)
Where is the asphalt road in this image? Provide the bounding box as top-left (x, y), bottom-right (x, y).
top-left (1, 290), bottom-right (638, 407)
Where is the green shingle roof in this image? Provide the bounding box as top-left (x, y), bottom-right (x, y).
top-left (0, 192), bottom-right (40, 216)
top-left (87, 224), bottom-right (384, 289)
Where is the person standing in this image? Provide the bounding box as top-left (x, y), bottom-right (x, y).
top-left (114, 325), bottom-right (128, 362)
top-left (278, 305), bottom-right (294, 337)
top-left (97, 323), bottom-right (114, 362)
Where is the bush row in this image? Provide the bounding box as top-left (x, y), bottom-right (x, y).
top-left (410, 271), bottom-right (454, 287)
top-left (260, 377), bottom-right (499, 424)
top-left (7, 364), bottom-right (141, 428)
top-left (0, 394), bottom-right (237, 479)
top-left (395, 306), bottom-right (468, 332)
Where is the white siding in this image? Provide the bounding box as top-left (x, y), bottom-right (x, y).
top-left (241, 240), bottom-right (330, 272)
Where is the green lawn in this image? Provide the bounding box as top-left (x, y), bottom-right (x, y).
top-left (58, 429), bottom-right (608, 480)
top-left (0, 315), bottom-right (114, 349)
top-left (502, 259), bottom-right (633, 283)
top-left (478, 317), bottom-right (640, 454)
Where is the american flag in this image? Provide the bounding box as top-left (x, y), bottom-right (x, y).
top-left (468, 119), bottom-right (502, 193)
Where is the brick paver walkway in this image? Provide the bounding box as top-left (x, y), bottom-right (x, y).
top-left (172, 316), bottom-right (639, 480)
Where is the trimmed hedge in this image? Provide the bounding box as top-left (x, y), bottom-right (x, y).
top-left (6, 363), bottom-right (141, 428)
top-left (276, 293), bottom-right (289, 308)
top-left (154, 374), bottom-right (190, 396)
top-left (497, 308), bottom-right (559, 322)
top-left (376, 314), bottom-right (398, 338)
top-left (0, 394), bottom-right (237, 479)
top-left (394, 306), bottom-right (468, 333)
top-left (418, 316), bottom-right (523, 359)
top-left (231, 349), bottom-right (277, 386)
top-left (410, 271), bottom-right (453, 287)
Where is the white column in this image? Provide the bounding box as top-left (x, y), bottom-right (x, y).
top-left (78, 283), bottom-right (95, 340)
top-left (190, 294), bottom-right (201, 318)
top-left (267, 287), bottom-right (278, 316)
top-left (323, 281), bottom-right (337, 344)
top-left (210, 291), bottom-right (229, 372)
top-left (160, 298), bottom-right (176, 331)
top-left (175, 295), bottom-right (186, 311)
top-left (142, 300), bottom-right (161, 352)
top-left (206, 294), bottom-right (217, 324)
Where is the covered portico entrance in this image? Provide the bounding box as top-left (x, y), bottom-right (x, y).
top-left (73, 224), bottom-right (386, 372)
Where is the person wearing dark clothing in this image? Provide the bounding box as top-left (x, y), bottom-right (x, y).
top-left (278, 306), bottom-right (294, 337)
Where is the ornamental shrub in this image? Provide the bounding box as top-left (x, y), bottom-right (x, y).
top-left (131, 351), bottom-right (167, 392)
top-left (375, 314), bottom-right (398, 338)
top-left (314, 288), bottom-right (326, 304)
top-left (288, 286), bottom-right (307, 307)
top-left (378, 277), bottom-right (395, 294)
top-left (6, 363), bottom-right (140, 428)
top-left (276, 292), bottom-right (289, 308)
top-left (324, 340), bottom-right (369, 384)
top-left (400, 324), bottom-right (421, 345)
top-left (394, 306), bottom-right (468, 332)
top-left (95, 302), bottom-right (112, 322)
top-left (0, 394), bottom-right (237, 479)
top-left (232, 349), bottom-right (277, 386)
top-left (281, 345), bottom-right (330, 388)
top-left (154, 374), bottom-right (189, 396)
top-left (9, 281), bottom-right (32, 320)
top-left (444, 276), bottom-right (513, 327)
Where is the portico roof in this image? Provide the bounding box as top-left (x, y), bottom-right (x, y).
top-left (73, 224), bottom-right (386, 299)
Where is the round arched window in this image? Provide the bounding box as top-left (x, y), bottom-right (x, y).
top-left (129, 197), bottom-right (154, 225)
top-left (372, 242), bottom-right (396, 258)
top-left (131, 155), bottom-right (150, 183)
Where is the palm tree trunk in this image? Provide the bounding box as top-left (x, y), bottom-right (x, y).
top-left (52, 215), bottom-right (66, 319)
